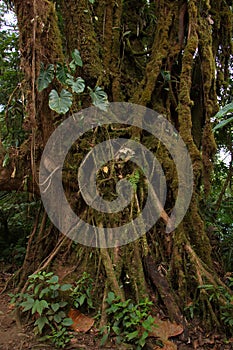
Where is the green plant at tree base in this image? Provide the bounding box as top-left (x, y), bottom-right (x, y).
top-left (10, 271), bottom-right (96, 348)
top-left (10, 271), bottom-right (73, 348)
top-left (0, 191), bottom-right (40, 265)
top-left (198, 278), bottom-right (233, 332)
top-left (185, 278), bottom-right (233, 335)
top-left (70, 272), bottom-right (94, 310)
top-left (100, 292), bottom-right (156, 349)
top-left (45, 324), bottom-right (73, 349)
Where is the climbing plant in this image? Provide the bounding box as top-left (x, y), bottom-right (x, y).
top-left (0, 0), bottom-right (232, 344)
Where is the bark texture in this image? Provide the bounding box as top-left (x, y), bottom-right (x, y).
top-left (3, 0), bottom-right (232, 331)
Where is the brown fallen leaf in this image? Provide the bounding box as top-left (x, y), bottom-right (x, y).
top-left (149, 317), bottom-right (183, 350)
top-left (68, 308), bottom-right (94, 333)
top-left (149, 317), bottom-right (183, 339)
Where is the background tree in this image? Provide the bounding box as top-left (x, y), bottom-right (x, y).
top-left (1, 0), bottom-right (233, 339)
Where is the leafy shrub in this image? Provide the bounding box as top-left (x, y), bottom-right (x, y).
top-left (199, 278), bottom-right (233, 332)
top-left (100, 292), bottom-right (155, 349)
top-left (70, 272), bottom-right (94, 310)
top-left (10, 271), bottom-right (73, 348)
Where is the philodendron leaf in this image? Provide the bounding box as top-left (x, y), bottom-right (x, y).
top-left (66, 75), bottom-right (85, 93)
top-left (56, 63), bottom-right (68, 84)
top-left (38, 63), bottom-right (54, 92)
top-left (88, 86), bottom-right (109, 111)
top-left (71, 49), bottom-right (83, 67)
top-left (49, 89), bottom-right (72, 114)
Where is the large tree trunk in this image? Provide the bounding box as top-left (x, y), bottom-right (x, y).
top-left (4, 0), bottom-right (233, 333)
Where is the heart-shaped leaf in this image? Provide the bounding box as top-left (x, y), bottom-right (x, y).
top-left (62, 318), bottom-right (73, 327)
top-left (72, 49), bottom-right (83, 67)
top-left (56, 64), bottom-right (68, 84)
top-left (66, 75), bottom-right (85, 93)
top-left (34, 316), bottom-right (49, 334)
top-left (88, 86), bottom-right (109, 111)
top-left (38, 63), bottom-right (54, 92)
top-left (49, 89), bottom-right (72, 114)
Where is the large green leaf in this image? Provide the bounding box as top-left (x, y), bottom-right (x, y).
top-left (60, 284), bottom-right (72, 292)
top-left (38, 63), bottom-right (54, 92)
top-left (88, 86), bottom-right (109, 111)
top-left (54, 313), bottom-right (62, 323)
top-left (71, 49), bottom-right (83, 67)
top-left (106, 291), bottom-right (116, 304)
top-left (49, 89), bottom-right (72, 114)
top-left (48, 275), bottom-right (59, 284)
top-left (66, 75), bottom-right (85, 93)
top-left (125, 330), bottom-right (139, 341)
top-left (34, 316), bottom-right (49, 334)
top-left (51, 303), bottom-right (60, 312)
top-left (213, 115), bottom-right (233, 132)
top-left (214, 101), bottom-right (233, 120)
top-left (61, 318), bottom-right (73, 326)
top-left (36, 300), bottom-right (49, 316)
top-left (100, 333), bottom-right (109, 346)
top-left (56, 64), bottom-right (68, 84)
top-left (21, 297), bottom-right (34, 312)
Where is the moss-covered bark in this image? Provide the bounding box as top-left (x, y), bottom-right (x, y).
top-left (5, 0), bottom-right (233, 335)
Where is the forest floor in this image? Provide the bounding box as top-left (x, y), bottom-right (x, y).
top-left (0, 263), bottom-right (232, 350)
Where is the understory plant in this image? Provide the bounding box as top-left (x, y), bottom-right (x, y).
top-left (184, 278), bottom-right (233, 334)
top-left (100, 292), bottom-right (155, 349)
top-left (10, 271), bottom-right (73, 348)
top-left (10, 271), bottom-right (96, 348)
top-left (199, 278), bottom-right (233, 333)
top-left (70, 271), bottom-right (94, 310)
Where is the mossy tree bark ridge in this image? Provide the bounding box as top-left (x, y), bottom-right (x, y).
top-left (3, 0), bottom-right (232, 332)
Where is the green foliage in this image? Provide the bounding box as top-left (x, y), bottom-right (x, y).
top-left (198, 279), bottom-right (233, 332)
top-left (202, 155), bottom-right (232, 271)
top-left (49, 89), bottom-right (73, 114)
top-left (47, 325), bottom-right (73, 349)
top-left (0, 191), bottom-right (39, 264)
top-left (0, 4), bottom-right (20, 106)
top-left (37, 63), bottom-right (54, 92)
top-left (66, 74), bottom-right (85, 94)
top-left (37, 49), bottom-right (109, 113)
top-left (161, 70), bottom-right (171, 82)
top-left (202, 102), bottom-right (232, 272)
top-left (10, 271), bottom-right (73, 348)
top-left (56, 63), bottom-right (68, 84)
top-left (9, 271), bottom-right (97, 347)
top-left (70, 48), bottom-right (83, 68)
top-left (88, 86), bottom-right (109, 111)
top-left (0, 3), bottom-right (25, 148)
top-left (100, 292), bottom-right (155, 349)
top-left (213, 101), bottom-right (233, 132)
top-left (128, 169), bottom-right (140, 191)
top-left (70, 272), bottom-right (94, 310)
